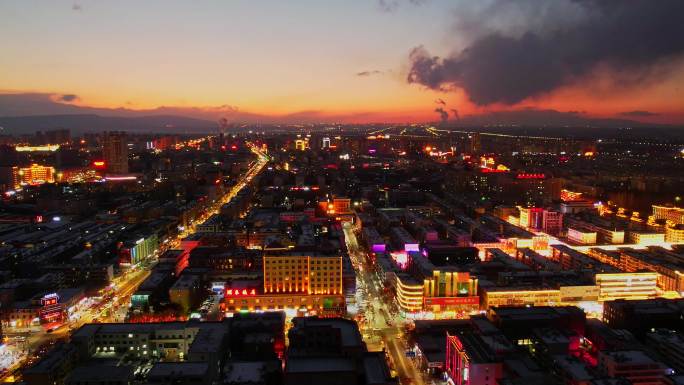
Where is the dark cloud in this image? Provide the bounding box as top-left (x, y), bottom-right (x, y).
top-left (378, 0), bottom-right (428, 13)
top-left (450, 109), bottom-right (460, 120)
top-left (377, 0), bottom-right (398, 12)
top-left (72, 3), bottom-right (82, 11)
top-left (620, 110), bottom-right (660, 117)
top-left (59, 94), bottom-right (79, 102)
top-left (434, 107), bottom-right (449, 123)
top-left (408, 0), bottom-right (684, 105)
top-left (356, 70), bottom-right (383, 77)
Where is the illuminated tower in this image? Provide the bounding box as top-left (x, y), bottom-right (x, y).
top-left (102, 131), bottom-right (129, 174)
top-left (467, 133), bottom-right (481, 154)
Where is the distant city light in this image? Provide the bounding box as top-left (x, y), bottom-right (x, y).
top-left (15, 144), bottom-right (60, 152)
top-left (105, 176), bottom-right (137, 181)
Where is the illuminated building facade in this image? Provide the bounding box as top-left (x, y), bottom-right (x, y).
top-left (103, 131), bottom-right (129, 174)
top-left (568, 227), bottom-right (597, 245)
top-left (652, 205), bottom-right (684, 225)
top-left (119, 233), bottom-right (159, 265)
top-left (565, 217), bottom-right (625, 244)
top-left (595, 273), bottom-right (658, 301)
top-left (294, 138), bottom-right (309, 151)
top-left (627, 232), bottom-right (665, 245)
top-left (395, 275), bottom-right (424, 313)
top-left (394, 270), bottom-right (479, 315)
top-left (223, 291), bottom-right (345, 316)
top-left (480, 273), bottom-right (655, 310)
top-left (38, 289), bottom-right (85, 329)
top-left (424, 271), bottom-right (477, 299)
top-left (14, 144), bottom-right (60, 152)
top-left (445, 332), bottom-right (509, 385)
top-left (218, 252), bottom-right (346, 316)
top-left (617, 248), bottom-right (684, 292)
top-left (519, 207), bottom-right (543, 229)
top-left (12, 164), bottom-right (55, 188)
top-left (318, 197), bottom-right (352, 217)
top-left (482, 288), bottom-right (561, 309)
top-left (39, 293), bottom-right (64, 327)
top-left (560, 189), bottom-right (584, 202)
top-left (665, 225), bottom-right (684, 243)
top-left (263, 254), bottom-right (342, 295)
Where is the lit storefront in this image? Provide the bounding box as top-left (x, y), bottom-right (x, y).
top-left (394, 270), bottom-right (479, 318)
top-left (222, 289), bottom-right (345, 317)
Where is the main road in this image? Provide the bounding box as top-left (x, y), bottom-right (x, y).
top-left (342, 223), bottom-right (425, 385)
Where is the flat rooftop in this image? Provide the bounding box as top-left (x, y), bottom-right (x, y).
top-left (286, 357), bottom-right (355, 373)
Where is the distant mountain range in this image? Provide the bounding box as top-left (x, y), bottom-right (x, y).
top-left (0, 92), bottom-right (681, 134)
top-left (0, 114), bottom-right (218, 135)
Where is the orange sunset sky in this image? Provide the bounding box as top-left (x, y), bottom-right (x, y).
top-left (1, 1), bottom-right (683, 125)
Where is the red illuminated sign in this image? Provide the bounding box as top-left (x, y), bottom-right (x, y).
top-left (41, 293), bottom-right (60, 306)
top-left (93, 160), bottom-right (106, 168)
top-left (480, 168), bottom-right (507, 173)
top-left (225, 288), bottom-right (256, 297)
top-left (423, 296), bottom-right (479, 306)
top-left (516, 173), bottom-right (546, 179)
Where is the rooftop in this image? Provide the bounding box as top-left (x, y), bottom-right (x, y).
top-left (65, 363), bottom-right (134, 382)
top-left (286, 357), bottom-right (355, 374)
top-left (223, 361), bottom-right (267, 384)
top-left (148, 362), bottom-right (209, 378)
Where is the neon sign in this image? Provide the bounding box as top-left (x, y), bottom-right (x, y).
top-left (41, 293), bottom-right (60, 306)
top-left (516, 173), bottom-right (545, 179)
top-left (225, 288), bottom-right (257, 296)
top-left (480, 168), bottom-right (507, 173)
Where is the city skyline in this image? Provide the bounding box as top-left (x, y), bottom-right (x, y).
top-left (1, 0), bottom-right (683, 125)
top-left (2, 2), bottom-right (684, 384)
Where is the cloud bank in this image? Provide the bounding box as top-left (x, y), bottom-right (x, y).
top-left (407, 0), bottom-right (684, 105)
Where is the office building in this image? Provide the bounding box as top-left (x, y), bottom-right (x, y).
top-left (102, 131), bottom-right (128, 174)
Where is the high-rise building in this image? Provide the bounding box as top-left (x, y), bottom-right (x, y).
top-left (102, 131), bottom-right (128, 174)
top-left (466, 133), bottom-right (481, 154)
